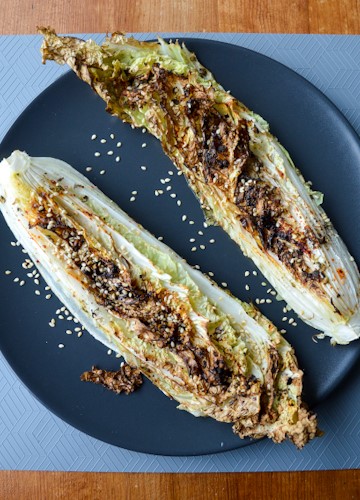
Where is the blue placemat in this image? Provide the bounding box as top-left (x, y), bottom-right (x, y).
top-left (0, 33), bottom-right (359, 472)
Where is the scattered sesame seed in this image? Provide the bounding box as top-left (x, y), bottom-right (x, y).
top-left (208, 271), bottom-right (214, 277)
top-left (203, 222), bottom-right (208, 228)
top-left (221, 282), bottom-right (228, 287)
top-left (64, 310), bottom-right (69, 316)
top-left (158, 236), bottom-right (163, 241)
top-left (182, 215), bottom-right (187, 222)
top-left (168, 170), bottom-right (174, 175)
top-left (158, 189), bottom-right (164, 195)
top-left (107, 349), bottom-right (112, 355)
top-left (67, 316), bottom-right (73, 321)
top-left (191, 246), bottom-right (197, 252)
top-left (116, 353), bottom-right (122, 358)
top-left (255, 298), bottom-right (260, 304)
top-left (265, 299), bottom-right (272, 304)
top-left (100, 170), bottom-right (106, 175)
top-left (245, 284), bottom-right (250, 291)
top-left (49, 319), bottom-right (55, 328)
top-left (141, 143), bottom-right (147, 148)
top-left (10, 241), bottom-right (16, 247)
top-left (252, 271), bottom-right (258, 276)
top-left (280, 329), bottom-right (287, 334)
top-left (45, 286), bottom-right (50, 291)
top-left (289, 318), bottom-right (294, 324)
top-left (35, 290), bottom-right (40, 295)
top-left (131, 190), bottom-right (138, 195)
top-left (56, 309), bottom-right (61, 315)
top-left (189, 220), bottom-right (195, 225)
top-left (292, 322), bottom-right (297, 327)
top-left (142, 128), bottom-right (146, 133)
top-left (190, 238), bottom-right (196, 242)
top-left (85, 166), bottom-right (92, 172)
top-left (261, 282), bottom-right (267, 287)
top-left (91, 134), bottom-right (97, 140)
top-left (100, 139), bottom-right (107, 144)
top-left (34, 279), bottom-right (40, 285)
top-left (117, 141), bottom-right (122, 147)
top-left (200, 244), bottom-right (205, 250)
top-left (177, 171), bottom-right (183, 176)
top-left (19, 280), bottom-right (25, 286)
top-left (166, 186), bottom-right (172, 191)
top-left (77, 332), bottom-right (83, 337)
top-left (244, 271), bottom-right (250, 277)
top-left (170, 193), bottom-right (176, 198)
top-left (45, 294), bottom-right (52, 300)
top-left (94, 152), bottom-right (101, 157)
top-left (66, 330), bottom-right (72, 335)
top-left (140, 165), bottom-right (147, 171)
top-left (177, 200), bottom-right (182, 206)
top-left (130, 196), bottom-right (136, 202)
top-left (5, 270), bottom-right (11, 275)
top-left (58, 315), bottom-right (64, 320)
top-left (260, 299), bottom-right (265, 304)
top-left (282, 317), bottom-right (288, 322)
top-left (58, 344), bottom-right (65, 349)
top-left (107, 150), bottom-right (114, 156)
top-left (22, 249), bottom-right (28, 254)
top-left (110, 133), bottom-right (115, 139)
top-left (270, 290), bottom-right (276, 296)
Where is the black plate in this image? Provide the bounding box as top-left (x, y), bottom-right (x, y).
top-left (0, 39), bottom-right (360, 456)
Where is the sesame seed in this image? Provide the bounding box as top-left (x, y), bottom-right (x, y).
top-left (141, 143), bottom-right (147, 148)
top-left (140, 165), bottom-right (147, 171)
top-left (168, 170), bottom-right (174, 175)
top-left (115, 156), bottom-right (121, 162)
top-left (221, 282), bottom-right (228, 287)
top-left (91, 134), bottom-right (97, 140)
top-left (282, 317), bottom-right (288, 322)
top-left (58, 315), bottom-right (64, 320)
top-left (35, 290), bottom-right (40, 295)
top-left (245, 284), bottom-right (250, 291)
top-left (158, 236), bottom-right (163, 241)
top-left (255, 298), bottom-right (260, 304)
top-left (177, 200), bottom-right (182, 206)
top-left (100, 170), bottom-right (106, 175)
top-left (260, 299), bottom-right (265, 304)
top-left (191, 247), bottom-right (197, 252)
top-left (182, 215), bottom-right (187, 222)
top-left (34, 278), bottom-right (40, 285)
top-left (190, 238), bottom-right (196, 242)
top-left (200, 244), bottom-right (206, 250)
top-left (280, 329), bottom-right (287, 334)
top-left (292, 322), bottom-right (297, 327)
top-left (58, 344), bottom-right (65, 349)
top-left (19, 280), bottom-right (25, 286)
top-left (5, 270), bottom-right (11, 275)
top-left (265, 299), bottom-right (272, 304)
top-left (66, 330), bottom-right (72, 335)
top-left (45, 286), bottom-right (50, 291)
top-left (110, 133), bottom-right (115, 139)
top-left (189, 220), bottom-right (195, 225)
top-left (194, 264), bottom-right (200, 270)
top-left (203, 222), bottom-right (208, 228)
top-left (117, 142), bottom-right (122, 147)
top-left (270, 290), bottom-right (276, 296)
top-left (10, 241), bottom-right (16, 246)
top-left (155, 190), bottom-right (159, 196)
top-left (116, 353), bottom-right (121, 358)
top-left (252, 271), bottom-right (258, 276)
top-left (77, 332), bottom-right (83, 337)
top-left (158, 189), bottom-right (164, 195)
top-left (45, 294), bottom-right (52, 300)
top-left (244, 271), bottom-right (250, 277)
top-left (22, 249), bottom-right (28, 254)
top-left (289, 318), bottom-right (294, 324)
top-left (208, 271), bottom-right (214, 277)
top-left (130, 196), bottom-right (136, 202)
top-left (100, 139), bottom-right (107, 144)
top-left (49, 319), bottom-right (55, 327)
top-left (142, 128), bottom-right (146, 133)
top-left (166, 186), bottom-right (172, 191)
top-left (261, 282), bottom-right (267, 287)
top-left (107, 349), bottom-right (112, 355)
top-left (94, 152), bottom-right (101, 157)
top-left (177, 171), bottom-right (183, 176)
top-left (107, 150), bottom-right (114, 156)
top-left (170, 193), bottom-right (176, 198)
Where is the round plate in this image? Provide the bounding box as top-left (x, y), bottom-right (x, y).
top-left (0, 39), bottom-right (359, 456)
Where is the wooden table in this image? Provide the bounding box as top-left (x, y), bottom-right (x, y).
top-left (1, 1), bottom-right (359, 498)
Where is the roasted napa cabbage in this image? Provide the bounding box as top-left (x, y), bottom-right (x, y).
top-left (0, 151), bottom-right (318, 447)
top-left (39, 28), bottom-right (360, 345)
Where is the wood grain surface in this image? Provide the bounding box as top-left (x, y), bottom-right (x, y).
top-left (0, 0), bottom-right (359, 34)
top-left (1, 0), bottom-right (360, 499)
top-left (0, 470), bottom-right (359, 499)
